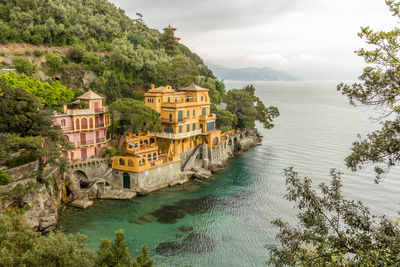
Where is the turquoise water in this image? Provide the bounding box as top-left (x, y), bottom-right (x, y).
top-left (58, 81), bottom-right (400, 266)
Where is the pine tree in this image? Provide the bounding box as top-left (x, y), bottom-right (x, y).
top-left (132, 244), bottom-right (154, 267)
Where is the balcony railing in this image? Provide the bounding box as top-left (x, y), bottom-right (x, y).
top-left (72, 138), bottom-right (109, 147)
top-left (153, 129), bottom-right (202, 140)
top-left (61, 126), bottom-right (74, 131)
top-left (95, 123), bottom-right (105, 128)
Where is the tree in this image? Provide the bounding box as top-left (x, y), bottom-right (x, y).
top-left (12, 56), bottom-right (36, 76)
top-left (109, 98), bottom-right (161, 151)
top-left (155, 56), bottom-right (199, 89)
top-left (132, 245), bottom-right (154, 267)
top-left (215, 109), bottom-right (238, 133)
top-left (0, 214), bottom-right (153, 267)
top-left (337, 0), bottom-right (400, 182)
top-left (96, 230), bottom-right (131, 267)
top-left (159, 29), bottom-right (179, 56)
top-left (0, 169), bottom-right (11, 185)
top-left (0, 72), bottom-right (74, 109)
top-left (225, 85), bottom-right (279, 129)
top-left (268, 168), bottom-right (400, 266)
top-left (29, 110), bottom-right (74, 182)
top-left (0, 80), bottom-right (42, 136)
top-left (45, 51), bottom-right (64, 73)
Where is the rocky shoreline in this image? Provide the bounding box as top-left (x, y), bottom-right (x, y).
top-left (0, 129), bottom-right (262, 233)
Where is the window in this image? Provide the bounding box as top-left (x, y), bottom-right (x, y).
top-left (207, 121), bottom-right (215, 131)
top-left (169, 114), bottom-right (172, 122)
top-left (186, 96), bottom-right (190, 102)
top-left (178, 110), bottom-right (183, 122)
top-left (153, 152), bottom-right (157, 161)
top-left (202, 107), bottom-right (206, 116)
top-left (148, 154), bottom-right (152, 162)
top-left (187, 124), bottom-right (190, 132)
top-left (165, 125), bottom-right (174, 133)
top-left (61, 119), bottom-right (66, 127)
top-left (201, 95), bottom-right (204, 101)
top-left (187, 110), bottom-right (189, 117)
top-left (168, 97), bottom-right (170, 103)
top-left (179, 126), bottom-right (182, 133)
top-left (175, 98), bottom-right (177, 103)
top-left (158, 99), bottom-right (160, 103)
top-left (129, 144), bottom-right (133, 149)
top-left (193, 109), bottom-right (195, 117)
top-left (134, 144), bottom-right (138, 148)
top-left (193, 123), bottom-right (196, 131)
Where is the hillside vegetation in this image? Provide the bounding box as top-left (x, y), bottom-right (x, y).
top-left (0, 0), bottom-right (222, 104)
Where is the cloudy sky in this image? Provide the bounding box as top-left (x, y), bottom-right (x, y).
top-left (110, 0), bottom-right (398, 80)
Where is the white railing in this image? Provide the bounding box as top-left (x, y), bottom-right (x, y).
top-left (153, 129), bottom-right (202, 139)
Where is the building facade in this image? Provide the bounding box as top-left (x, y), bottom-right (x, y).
top-left (112, 83), bottom-right (221, 173)
top-left (54, 90), bottom-right (111, 160)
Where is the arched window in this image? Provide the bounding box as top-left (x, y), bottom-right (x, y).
top-left (119, 158), bottom-right (125, 165)
top-left (165, 125), bottom-right (174, 133)
top-left (89, 118), bottom-right (93, 128)
top-left (153, 152), bottom-right (157, 161)
top-left (61, 119), bottom-right (66, 127)
top-left (81, 118), bottom-right (88, 129)
top-left (147, 154), bottom-right (152, 162)
top-left (75, 119), bottom-right (80, 130)
top-left (187, 110), bottom-right (190, 117)
top-left (201, 95), bottom-right (204, 101)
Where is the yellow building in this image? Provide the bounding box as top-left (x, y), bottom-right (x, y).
top-left (112, 83), bottom-right (221, 172)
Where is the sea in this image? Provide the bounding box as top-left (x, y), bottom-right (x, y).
top-left (58, 81), bottom-right (400, 266)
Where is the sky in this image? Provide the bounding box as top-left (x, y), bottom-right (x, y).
top-left (110, 0), bottom-right (398, 80)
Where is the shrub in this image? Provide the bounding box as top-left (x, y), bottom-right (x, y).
top-left (45, 52), bottom-right (64, 73)
top-left (0, 52), bottom-right (5, 57)
top-left (33, 50), bottom-right (44, 58)
top-left (5, 154), bottom-right (37, 169)
top-left (67, 47), bottom-right (85, 63)
top-left (24, 51), bottom-right (31, 56)
top-left (12, 56), bottom-right (36, 76)
top-left (0, 170), bottom-right (12, 185)
top-left (102, 147), bottom-right (117, 159)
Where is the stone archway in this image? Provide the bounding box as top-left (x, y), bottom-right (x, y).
top-left (74, 170), bottom-right (89, 189)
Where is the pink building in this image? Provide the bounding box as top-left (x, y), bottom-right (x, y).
top-left (54, 90), bottom-right (111, 160)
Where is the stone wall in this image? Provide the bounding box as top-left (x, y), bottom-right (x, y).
top-left (3, 161), bottom-right (38, 181)
top-left (111, 161), bottom-right (187, 195)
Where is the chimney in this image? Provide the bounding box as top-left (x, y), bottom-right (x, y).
top-left (63, 104), bottom-right (67, 114)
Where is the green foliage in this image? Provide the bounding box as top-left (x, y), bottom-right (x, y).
top-left (12, 56), bottom-right (36, 76)
top-left (160, 29), bottom-right (179, 56)
top-left (102, 146), bottom-right (117, 159)
top-left (0, 71), bottom-right (74, 108)
top-left (225, 85), bottom-right (279, 129)
top-left (110, 98), bottom-right (161, 150)
top-left (215, 109), bottom-right (238, 132)
top-left (268, 168), bottom-right (400, 266)
top-left (67, 46), bottom-right (86, 63)
top-left (5, 153), bottom-right (37, 169)
top-left (32, 49), bottom-right (44, 57)
top-left (96, 230), bottom-right (131, 267)
top-left (0, 169), bottom-right (11, 185)
top-left (45, 52), bottom-right (64, 73)
top-left (155, 56), bottom-right (199, 88)
top-left (0, 133), bottom-right (41, 161)
top-left (0, 214), bottom-right (153, 267)
top-left (0, 214), bottom-right (96, 266)
top-left (337, 0), bottom-right (400, 181)
top-left (0, 79), bottom-right (43, 135)
top-left (132, 244), bottom-right (154, 267)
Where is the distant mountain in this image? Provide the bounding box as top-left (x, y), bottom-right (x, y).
top-left (207, 64), bottom-right (299, 81)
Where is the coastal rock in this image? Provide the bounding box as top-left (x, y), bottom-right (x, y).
top-left (193, 169), bottom-right (212, 179)
top-left (70, 198), bottom-right (93, 209)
